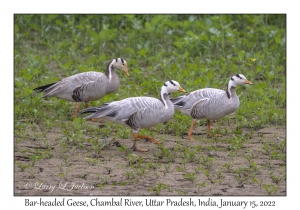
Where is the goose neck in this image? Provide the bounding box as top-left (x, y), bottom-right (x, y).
top-left (160, 85), bottom-right (172, 109)
top-left (226, 82), bottom-right (237, 99)
top-left (105, 60), bottom-right (117, 82)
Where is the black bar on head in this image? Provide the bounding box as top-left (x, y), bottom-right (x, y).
top-left (169, 80), bottom-right (175, 86)
top-left (236, 74), bottom-right (242, 79)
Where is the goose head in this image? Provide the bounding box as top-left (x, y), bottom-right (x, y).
top-left (162, 80), bottom-right (186, 94)
top-left (226, 74), bottom-right (252, 99)
top-left (229, 74), bottom-right (253, 87)
top-left (112, 58), bottom-right (129, 76)
top-left (160, 80), bottom-right (186, 108)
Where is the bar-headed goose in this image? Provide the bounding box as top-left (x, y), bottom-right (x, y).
top-left (34, 58), bottom-right (129, 117)
top-left (171, 74), bottom-right (252, 140)
top-left (81, 80), bottom-right (186, 152)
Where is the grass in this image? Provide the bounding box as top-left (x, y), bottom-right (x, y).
top-left (14, 14), bottom-right (286, 196)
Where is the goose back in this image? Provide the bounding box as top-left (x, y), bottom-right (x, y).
top-left (173, 87), bottom-right (240, 120)
top-left (39, 71), bottom-right (120, 102)
top-left (85, 96), bottom-right (175, 129)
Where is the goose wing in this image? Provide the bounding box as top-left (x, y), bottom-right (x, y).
top-left (83, 97), bottom-right (169, 124)
top-left (189, 98), bottom-right (210, 119)
top-left (172, 88), bottom-right (224, 109)
top-left (41, 71), bottom-right (106, 98)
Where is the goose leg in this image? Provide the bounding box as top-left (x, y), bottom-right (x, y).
top-left (207, 120), bottom-right (222, 137)
top-left (91, 118), bottom-right (104, 122)
top-left (74, 103), bottom-right (81, 118)
top-left (131, 133), bottom-right (161, 152)
top-left (85, 102), bottom-right (90, 108)
top-left (131, 133), bottom-right (150, 152)
top-left (188, 119), bottom-right (196, 140)
top-left (134, 133), bottom-right (161, 144)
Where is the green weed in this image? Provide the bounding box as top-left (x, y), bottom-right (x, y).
top-left (149, 183), bottom-right (171, 195)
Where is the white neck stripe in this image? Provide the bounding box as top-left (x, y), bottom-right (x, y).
top-left (108, 61), bottom-right (114, 82)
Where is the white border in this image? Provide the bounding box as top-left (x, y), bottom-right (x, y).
top-left (3, 0), bottom-right (297, 209)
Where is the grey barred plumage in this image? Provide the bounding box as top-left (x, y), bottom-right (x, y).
top-left (33, 58), bottom-right (129, 117)
top-left (81, 80), bottom-right (186, 152)
top-left (171, 74), bottom-right (252, 140)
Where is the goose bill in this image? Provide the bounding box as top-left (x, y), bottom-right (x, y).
top-left (123, 67), bottom-right (129, 76)
top-left (244, 80), bottom-right (253, 85)
top-left (178, 86), bottom-right (187, 93)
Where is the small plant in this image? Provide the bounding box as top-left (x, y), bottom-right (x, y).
top-left (146, 160), bottom-right (160, 170)
top-left (16, 162), bottom-right (30, 172)
top-left (128, 153), bottom-right (138, 166)
top-left (180, 159), bottom-right (187, 170)
top-left (234, 166), bottom-right (252, 183)
top-left (273, 139), bottom-right (286, 153)
top-left (183, 147), bottom-right (196, 162)
top-left (250, 161), bottom-right (261, 174)
top-left (96, 183), bottom-right (106, 190)
top-left (100, 176), bottom-right (110, 184)
top-left (252, 178), bottom-right (264, 188)
top-left (222, 162), bottom-right (234, 172)
top-left (56, 163), bottom-right (64, 171)
top-left (262, 161), bottom-right (274, 170)
top-left (263, 184), bottom-right (278, 195)
top-left (227, 136), bottom-right (244, 155)
top-left (194, 166), bottom-right (203, 174)
top-left (118, 145), bottom-right (131, 155)
top-left (163, 162), bottom-right (171, 175)
top-left (29, 154), bottom-right (39, 166)
top-left (127, 153), bottom-right (145, 168)
top-left (262, 142), bottom-right (271, 155)
top-left (86, 158), bottom-right (101, 166)
top-left (204, 170), bottom-right (210, 179)
top-left (176, 166), bottom-right (184, 172)
top-left (149, 183), bottom-right (170, 195)
top-left (177, 190), bottom-right (188, 196)
top-left (136, 168), bottom-right (146, 177)
top-left (270, 172), bottom-right (283, 185)
top-left (58, 168), bottom-right (69, 180)
top-left (216, 170), bottom-right (225, 179)
top-left (28, 168), bottom-right (36, 179)
top-left (183, 173), bottom-right (197, 183)
top-left (154, 145), bottom-right (175, 160)
top-left (197, 181), bottom-right (208, 189)
top-left (124, 171), bottom-right (135, 180)
top-left (200, 156), bottom-right (214, 170)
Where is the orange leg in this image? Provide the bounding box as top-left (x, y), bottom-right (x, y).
top-left (91, 118), bottom-right (103, 122)
top-left (74, 103), bottom-right (81, 118)
top-left (207, 120), bottom-right (222, 137)
top-left (131, 133), bottom-right (161, 152)
top-left (188, 119), bottom-right (196, 140)
top-left (85, 102), bottom-right (90, 108)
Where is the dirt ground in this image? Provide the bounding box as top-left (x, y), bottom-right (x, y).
top-left (14, 122), bottom-right (286, 196)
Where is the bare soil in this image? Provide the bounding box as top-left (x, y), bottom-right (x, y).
top-left (14, 122), bottom-right (286, 196)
